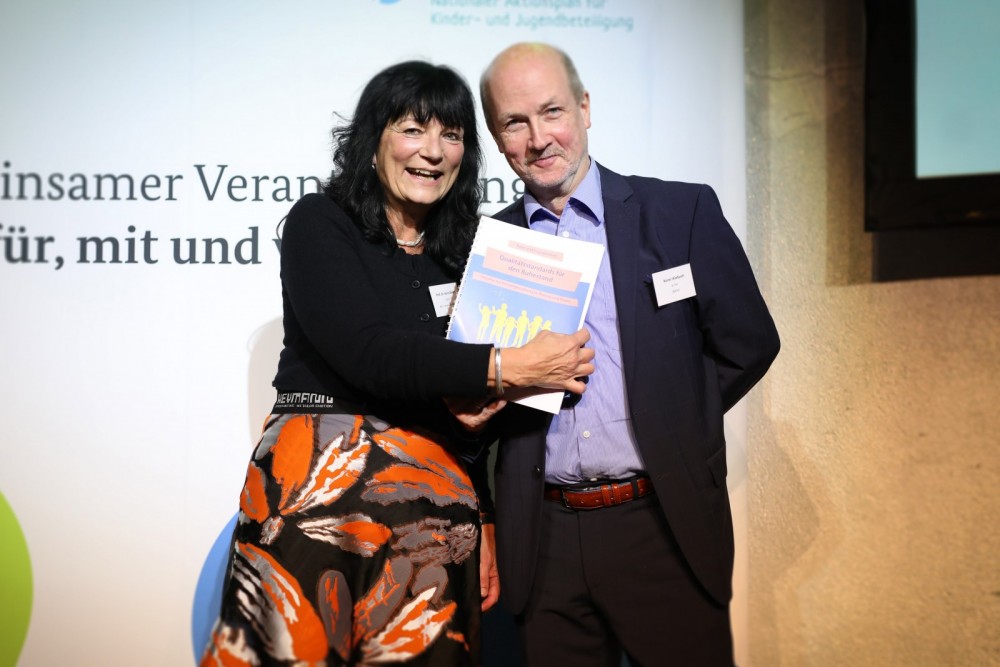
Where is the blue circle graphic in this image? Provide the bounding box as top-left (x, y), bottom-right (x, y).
top-left (190, 513), bottom-right (237, 663)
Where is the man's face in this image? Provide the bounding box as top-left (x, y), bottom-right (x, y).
top-left (486, 50), bottom-right (591, 210)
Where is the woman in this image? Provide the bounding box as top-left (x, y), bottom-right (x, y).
top-left (201, 61), bottom-right (593, 666)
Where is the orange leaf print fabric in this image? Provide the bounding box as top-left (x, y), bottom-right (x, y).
top-left (298, 512), bottom-right (392, 556)
top-left (317, 569), bottom-right (353, 662)
top-left (361, 588), bottom-right (457, 664)
top-left (230, 542), bottom-right (327, 663)
top-left (270, 414), bottom-right (317, 509)
top-left (364, 464), bottom-right (477, 509)
top-left (199, 621), bottom-right (259, 667)
top-left (239, 414), bottom-right (372, 545)
top-left (373, 428), bottom-right (472, 483)
top-left (393, 518), bottom-right (479, 567)
top-left (353, 556), bottom-right (415, 649)
top-left (365, 429), bottom-right (476, 509)
top-left (282, 421), bottom-right (371, 515)
top-left (207, 411), bottom-right (482, 664)
top-left (239, 462), bottom-right (270, 523)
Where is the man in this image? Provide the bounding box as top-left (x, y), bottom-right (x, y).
top-left (479, 43), bottom-right (780, 666)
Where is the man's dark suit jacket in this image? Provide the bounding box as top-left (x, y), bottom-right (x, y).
top-left (491, 163), bottom-right (780, 613)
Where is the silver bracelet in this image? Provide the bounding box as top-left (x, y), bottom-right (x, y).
top-left (494, 347), bottom-right (504, 397)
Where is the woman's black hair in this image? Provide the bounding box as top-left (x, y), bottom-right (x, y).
top-left (323, 61), bottom-right (483, 277)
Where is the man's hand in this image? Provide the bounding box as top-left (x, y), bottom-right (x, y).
top-left (479, 523), bottom-right (500, 611)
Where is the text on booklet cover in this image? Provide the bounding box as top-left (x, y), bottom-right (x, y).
top-left (447, 216), bottom-right (604, 413)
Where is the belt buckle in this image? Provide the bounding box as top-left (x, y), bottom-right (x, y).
top-left (559, 490), bottom-right (574, 509)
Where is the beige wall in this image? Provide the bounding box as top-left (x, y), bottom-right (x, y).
top-left (743, 1), bottom-right (1000, 664)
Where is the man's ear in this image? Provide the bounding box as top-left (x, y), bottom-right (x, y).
top-left (580, 91), bottom-right (592, 130)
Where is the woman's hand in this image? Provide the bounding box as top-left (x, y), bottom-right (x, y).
top-left (444, 397), bottom-right (507, 432)
top-left (479, 523), bottom-right (500, 611)
top-left (499, 328), bottom-right (595, 394)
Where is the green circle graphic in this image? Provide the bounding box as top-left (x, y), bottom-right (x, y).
top-left (0, 489), bottom-right (32, 667)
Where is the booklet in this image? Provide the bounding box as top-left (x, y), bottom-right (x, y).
top-left (446, 215), bottom-right (605, 413)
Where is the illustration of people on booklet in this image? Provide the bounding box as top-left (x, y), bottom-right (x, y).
top-left (472, 303), bottom-right (553, 347)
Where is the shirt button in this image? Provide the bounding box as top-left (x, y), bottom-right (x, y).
top-left (582, 430), bottom-right (591, 438)
top-left (560, 231), bottom-right (570, 238)
top-left (419, 313), bottom-right (430, 322)
top-left (411, 280), bottom-right (421, 288)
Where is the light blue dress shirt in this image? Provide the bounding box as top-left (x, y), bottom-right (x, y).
top-left (523, 160), bottom-right (646, 484)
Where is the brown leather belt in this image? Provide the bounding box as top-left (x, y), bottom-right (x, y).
top-left (543, 476), bottom-right (654, 510)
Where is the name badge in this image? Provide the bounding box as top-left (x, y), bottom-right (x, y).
top-left (429, 282), bottom-right (457, 318)
top-left (652, 264), bottom-right (696, 306)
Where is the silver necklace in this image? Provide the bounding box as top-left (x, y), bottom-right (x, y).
top-left (395, 230), bottom-right (425, 247)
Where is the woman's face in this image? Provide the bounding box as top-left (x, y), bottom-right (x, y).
top-left (375, 114), bottom-right (465, 225)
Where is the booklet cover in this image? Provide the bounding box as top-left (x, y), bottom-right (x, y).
top-left (446, 215), bottom-right (605, 413)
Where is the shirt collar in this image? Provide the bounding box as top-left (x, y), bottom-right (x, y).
top-left (524, 158), bottom-right (604, 225)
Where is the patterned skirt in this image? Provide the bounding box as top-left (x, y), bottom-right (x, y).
top-left (201, 406), bottom-right (482, 666)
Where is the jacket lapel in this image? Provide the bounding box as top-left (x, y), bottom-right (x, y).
top-left (597, 164), bottom-right (639, 385)
top-left (502, 200), bottom-right (530, 229)
top-left (497, 167), bottom-right (638, 408)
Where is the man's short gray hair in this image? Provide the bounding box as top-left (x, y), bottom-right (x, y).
top-left (480, 43), bottom-right (585, 134)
